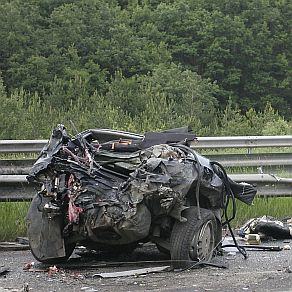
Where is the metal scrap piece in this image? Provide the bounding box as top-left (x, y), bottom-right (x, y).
top-left (0, 267), bottom-right (10, 276)
top-left (92, 265), bottom-right (170, 278)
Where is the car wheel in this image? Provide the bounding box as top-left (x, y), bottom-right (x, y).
top-left (170, 207), bottom-right (216, 269)
top-left (27, 194), bottom-right (76, 263)
top-left (30, 241), bottom-right (76, 264)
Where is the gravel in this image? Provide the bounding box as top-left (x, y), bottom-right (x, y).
top-left (1, 240), bottom-right (292, 292)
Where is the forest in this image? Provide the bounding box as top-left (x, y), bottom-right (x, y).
top-left (0, 0), bottom-right (291, 139)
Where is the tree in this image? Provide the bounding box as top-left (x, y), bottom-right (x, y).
top-left (104, 63), bottom-right (219, 133)
top-left (151, 0), bottom-right (292, 118)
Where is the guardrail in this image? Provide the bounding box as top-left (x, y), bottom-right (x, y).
top-left (191, 135), bottom-right (292, 149)
top-left (0, 135), bottom-right (292, 153)
top-left (0, 173), bottom-right (291, 202)
top-left (0, 153), bottom-right (291, 175)
top-left (0, 135), bottom-right (291, 201)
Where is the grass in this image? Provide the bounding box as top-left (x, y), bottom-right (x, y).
top-left (231, 197), bottom-right (292, 228)
top-left (1, 197), bottom-right (292, 241)
top-left (0, 201), bottom-right (30, 241)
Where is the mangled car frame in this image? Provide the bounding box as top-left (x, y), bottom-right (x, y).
top-left (27, 125), bottom-right (256, 268)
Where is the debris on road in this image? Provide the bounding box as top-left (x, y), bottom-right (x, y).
top-left (23, 262), bottom-right (35, 270)
top-left (1, 243), bottom-right (292, 292)
top-left (0, 241), bottom-right (30, 251)
top-left (245, 234), bottom-right (261, 245)
top-left (222, 236), bottom-right (283, 252)
top-left (283, 244), bottom-right (291, 250)
top-left (239, 215), bottom-right (292, 240)
top-left (0, 267), bottom-right (10, 277)
top-left (23, 283), bottom-right (29, 292)
top-left (48, 265), bottom-right (59, 276)
top-left (15, 237), bottom-right (29, 245)
top-left (92, 265), bottom-right (170, 278)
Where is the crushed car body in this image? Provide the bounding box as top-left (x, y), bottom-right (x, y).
top-left (26, 125), bottom-right (257, 268)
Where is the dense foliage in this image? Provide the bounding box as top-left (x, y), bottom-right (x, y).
top-left (0, 0), bottom-right (291, 138)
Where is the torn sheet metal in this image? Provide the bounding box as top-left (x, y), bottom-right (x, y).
top-left (93, 265), bottom-right (170, 278)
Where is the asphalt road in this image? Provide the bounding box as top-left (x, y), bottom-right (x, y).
top-left (1, 240), bottom-right (292, 292)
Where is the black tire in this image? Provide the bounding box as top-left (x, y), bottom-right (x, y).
top-left (156, 243), bottom-right (170, 256)
top-left (170, 207), bottom-right (216, 269)
top-left (27, 194), bottom-right (76, 264)
top-left (30, 241), bottom-right (76, 264)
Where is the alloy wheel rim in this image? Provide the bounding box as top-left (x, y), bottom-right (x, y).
top-left (189, 220), bottom-right (215, 261)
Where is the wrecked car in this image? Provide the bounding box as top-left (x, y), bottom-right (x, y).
top-left (26, 125), bottom-right (257, 268)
